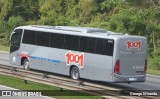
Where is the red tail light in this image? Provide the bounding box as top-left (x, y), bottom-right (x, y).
top-left (144, 59), bottom-right (147, 72)
top-left (114, 60), bottom-right (120, 74)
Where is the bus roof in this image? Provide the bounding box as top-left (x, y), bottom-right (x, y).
top-left (17, 25), bottom-right (108, 33)
top-left (15, 25), bottom-right (146, 40)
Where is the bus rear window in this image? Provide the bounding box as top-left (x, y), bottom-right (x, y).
top-left (96, 39), bottom-right (114, 56)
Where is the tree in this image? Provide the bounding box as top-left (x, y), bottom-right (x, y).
top-left (100, 0), bottom-right (125, 13)
top-left (8, 16), bottom-right (25, 29)
top-left (77, 0), bottom-right (98, 24)
top-left (0, 0), bottom-right (12, 20)
top-left (145, 6), bottom-right (160, 57)
top-left (125, 0), bottom-right (146, 9)
top-left (39, 0), bottom-right (66, 25)
top-left (6, 0), bottom-right (40, 20)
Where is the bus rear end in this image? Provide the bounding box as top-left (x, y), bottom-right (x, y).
top-left (113, 36), bottom-right (147, 83)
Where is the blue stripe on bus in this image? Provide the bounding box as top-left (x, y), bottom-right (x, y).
top-left (30, 56), bottom-right (61, 63)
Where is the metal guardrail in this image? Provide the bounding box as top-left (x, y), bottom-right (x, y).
top-left (0, 64), bottom-right (159, 99)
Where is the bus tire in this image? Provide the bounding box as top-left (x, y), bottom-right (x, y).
top-left (71, 67), bottom-right (80, 80)
top-left (23, 59), bottom-right (30, 70)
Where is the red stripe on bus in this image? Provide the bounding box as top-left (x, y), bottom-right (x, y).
top-left (19, 54), bottom-right (30, 59)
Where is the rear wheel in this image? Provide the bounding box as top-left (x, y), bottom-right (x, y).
top-left (71, 67), bottom-right (80, 80)
top-left (23, 59), bottom-right (30, 70)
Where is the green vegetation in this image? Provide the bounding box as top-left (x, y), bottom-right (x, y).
top-left (0, 74), bottom-right (100, 99)
top-left (0, 0), bottom-right (160, 72)
top-left (0, 45), bottom-right (9, 52)
top-left (147, 69), bottom-right (160, 76)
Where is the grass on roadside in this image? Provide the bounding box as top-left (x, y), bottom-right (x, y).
top-left (147, 69), bottom-right (160, 76)
top-left (0, 74), bottom-right (100, 99)
top-left (0, 45), bottom-right (9, 52)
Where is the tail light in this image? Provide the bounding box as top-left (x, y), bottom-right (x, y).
top-left (144, 59), bottom-right (147, 73)
top-left (114, 60), bottom-right (120, 74)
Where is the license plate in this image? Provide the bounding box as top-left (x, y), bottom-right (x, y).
top-left (129, 78), bottom-right (135, 81)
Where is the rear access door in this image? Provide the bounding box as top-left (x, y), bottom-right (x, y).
top-left (119, 37), bottom-right (147, 77)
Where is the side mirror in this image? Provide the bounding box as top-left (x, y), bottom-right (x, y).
top-left (10, 32), bottom-right (15, 42)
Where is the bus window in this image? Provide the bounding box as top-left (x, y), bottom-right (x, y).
top-left (50, 33), bottom-right (64, 49)
top-left (106, 40), bottom-right (114, 56)
top-left (79, 37), bottom-right (96, 53)
top-left (35, 31), bottom-right (50, 47)
top-left (96, 39), bottom-right (114, 56)
top-left (64, 35), bottom-right (80, 51)
top-left (10, 29), bottom-right (22, 52)
top-left (22, 30), bottom-right (36, 45)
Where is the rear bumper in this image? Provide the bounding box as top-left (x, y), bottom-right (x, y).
top-left (113, 74), bottom-right (146, 83)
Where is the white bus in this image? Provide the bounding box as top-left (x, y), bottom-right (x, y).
top-left (10, 25), bottom-right (147, 82)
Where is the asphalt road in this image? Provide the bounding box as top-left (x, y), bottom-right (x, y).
top-left (0, 52), bottom-right (160, 91)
